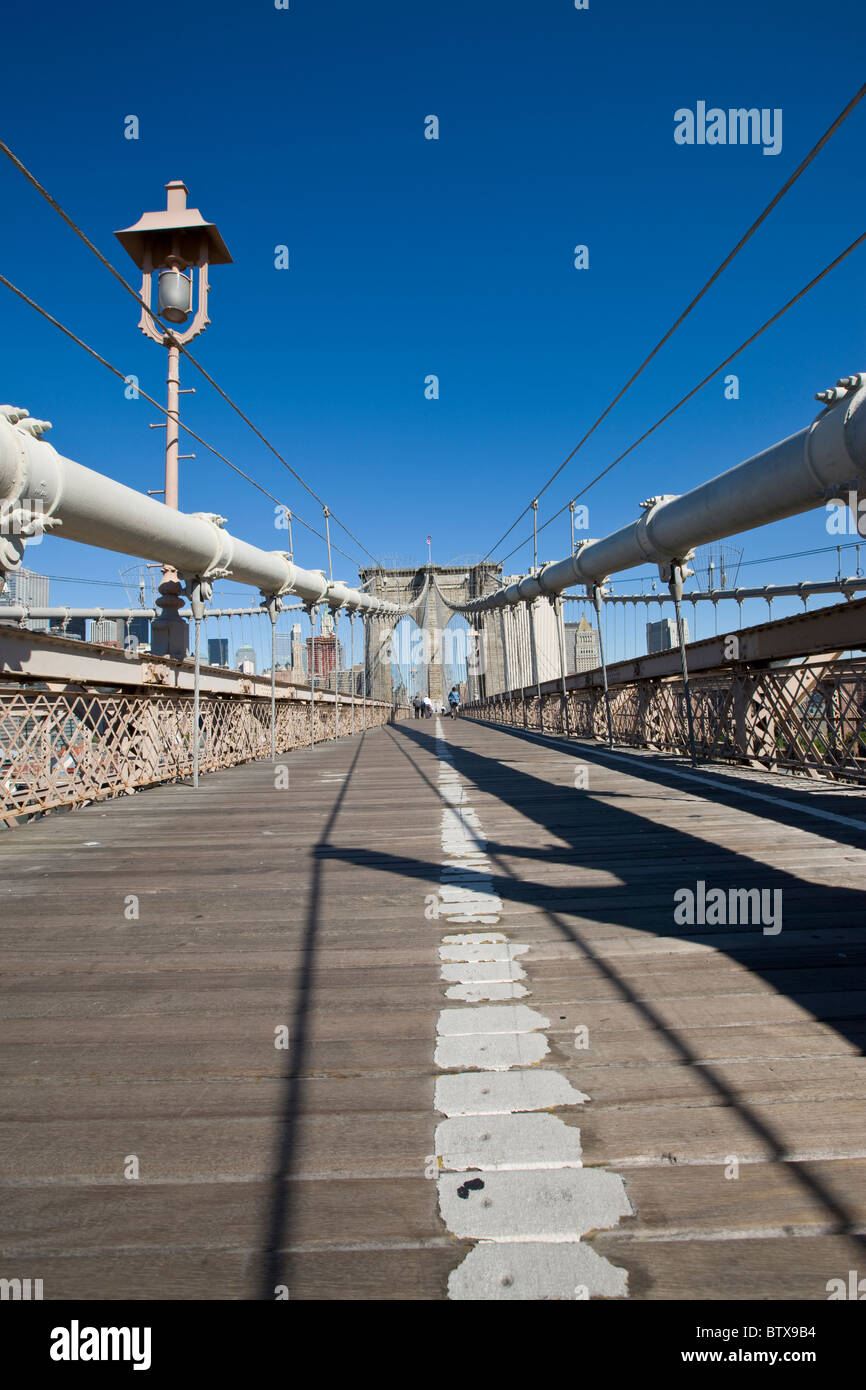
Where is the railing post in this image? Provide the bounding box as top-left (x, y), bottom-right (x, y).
top-left (592, 583), bottom-right (614, 750)
top-left (667, 562), bottom-right (698, 767)
top-left (264, 594), bottom-right (281, 763)
top-left (187, 576), bottom-right (211, 789)
top-left (527, 599), bottom-right (542, 731)
top-left (192, 594), bottom-right (202, 788)
top-left (349, 612), bottom-right (356, 736)
top-left (498, 607), bottom-right (511, 725)
top-left (518, 606), bottom-right (528, 730)
top-left (332, 605), bottom-right (341, 740)
top-left (307, 603), bottom-right (319, 750)
top-left (362, 615), bottom-right (369, 731)
top-left (554, 594), bottom-right (571, 737)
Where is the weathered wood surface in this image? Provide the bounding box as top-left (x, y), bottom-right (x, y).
top-left (0, 717), bottom-right (864, 1299)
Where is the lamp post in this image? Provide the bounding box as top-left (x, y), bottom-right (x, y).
top-left (115, 181), bottom-right (232, 658)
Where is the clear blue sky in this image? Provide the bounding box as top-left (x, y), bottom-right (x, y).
top-left (1, 0), bottom-right (865, 648)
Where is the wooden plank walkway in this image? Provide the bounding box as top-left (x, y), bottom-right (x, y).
top-left (1, 715), bottom-right (865, 1299)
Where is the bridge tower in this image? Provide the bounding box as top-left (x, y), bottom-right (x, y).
top-left (360, 562), bottom-right (506, 704)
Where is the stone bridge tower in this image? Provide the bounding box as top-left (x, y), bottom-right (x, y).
top-left (359, 563), bottom-right (506, 704)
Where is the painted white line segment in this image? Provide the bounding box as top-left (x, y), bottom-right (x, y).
top-left (437, 1004), bottom-right (550, 1036)
top-left (445, 981), bottom-right (530, 1001)
top-left (448, 1242), bottom-right (629, 1301)
top-left (435, 1032), bottom-right (551, 1071)
top-left (439, 942), bottom-right (529, 963)
top-left (438, 1168), bottom-right (633, 1241)
top-left (442, 933), bottom-right (506, 944)
top-left (436, 1112), bottom-right (584, 1170)
top-left (434, 1071), bottom-right (589, 1117)
top-left (431, 717), bottom-right (630, 1297)
top-left (440, 961), bottom-right (527, 983)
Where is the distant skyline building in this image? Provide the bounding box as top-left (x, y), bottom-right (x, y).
top-left (647, 617), bottom-right (688, 654)
top-left (208, 637), bottom-right (229, 667)
top-left (236, 644), bottom-right (256, 673)
top-left (90, 618), bottom-right (123, 646)
top-left (49, 616), bottom-right (88, 641)
top-left (0, 568), bottom-right (50, 631)
top-left (306, 634), bottom-right (343, 681)
top-left (565, 615), bottom-right (600, 673)
top-left (84, 616), bottom-right (151, 649)
top-left (274, 632), bottom-right (293, 668)
top-left (291, 623), bottom-right (306, 680)
top-left (126, 615), bottom-right (150, 648)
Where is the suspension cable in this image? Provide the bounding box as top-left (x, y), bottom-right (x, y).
top-left (499, 229), bottom-right (866, 565)
top-left (0, 273), bottom-right (365, 568)
top-left (482, 83), bottom-right (866, 562)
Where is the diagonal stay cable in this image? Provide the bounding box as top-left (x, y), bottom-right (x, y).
top-left (499, 229), bottom-right (866, 567)
top-left (0, 138), bottom-right (382, 567)
top-left (481, 83), bottom-right (866, 563)
top-left (0, 273), bottom-right (365, 569)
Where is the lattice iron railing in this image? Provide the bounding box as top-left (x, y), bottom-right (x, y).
top-left (466, 658), bottom-right (866, 783)
top-left (0, 687), bottom-right (401, 824)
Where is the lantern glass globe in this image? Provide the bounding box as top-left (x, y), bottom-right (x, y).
top-left (158, 267), bottom-right (193, 324)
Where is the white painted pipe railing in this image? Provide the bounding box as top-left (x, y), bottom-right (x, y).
top-left (581, 578), bottom-right (866, 605)
top-left (464, 377), bottom-right (866, 612)
top-left (0, 410), bottom-right (401, 617)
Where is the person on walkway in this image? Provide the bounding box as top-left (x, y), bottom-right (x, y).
top-left (448, 686), bottom-right (461, 718)
top-left (413, 693), bottom-right (424, 720)
top-left (423, 696), bottom-right (434, 718)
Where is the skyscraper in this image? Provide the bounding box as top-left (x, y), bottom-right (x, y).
top-left (90, 618), bottom-right (123, 646)
top-left (291, 623), bottom-right (306, 679)
top-left (127, 615), bottom-right (151, 648)
top-left (208, 637), bottom-right (229, 667)
top-left (647, 617), bottom-right (688, 654)
top-left (306, 634), bottom-right (343, 681)
top-left (49, 616), bottom-right (88, 641)
top-left (565, 615), bottom-right (600, 673)
top-left (0, 568), bottom-right (50, 631)
top-left (274, 632), bottom-right (292, 668)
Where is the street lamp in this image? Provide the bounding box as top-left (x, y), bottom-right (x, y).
top-left (115, 180), bottom-right (232, 657)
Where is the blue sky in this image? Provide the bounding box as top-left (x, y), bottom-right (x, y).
top-left (1, 0), bottom-right (865, 652)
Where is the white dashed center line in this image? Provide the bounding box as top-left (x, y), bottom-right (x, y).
top-left (430, 717), bottom-right (632, 1300)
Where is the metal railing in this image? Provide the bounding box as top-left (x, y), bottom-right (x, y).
top-left (0, 684), bottom-right (407, 824)
top-left (465, 656), bottom-right (866, 783)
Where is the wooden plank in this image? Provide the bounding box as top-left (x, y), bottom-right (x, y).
top-left (591, 1234), bottom-right (865, 1301)
top-left (612, 1158), bottom-right (866, 1237)
top-left (1, 713), bottom-right (864, 1301)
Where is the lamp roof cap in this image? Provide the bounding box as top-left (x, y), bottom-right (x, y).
top-left (115, 180), bottom-right (232, 269)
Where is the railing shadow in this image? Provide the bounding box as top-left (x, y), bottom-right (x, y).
top-left (257, 730), bottom-right (369, 1299)
top-left (328, 718), bottom-right (866, 1258)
